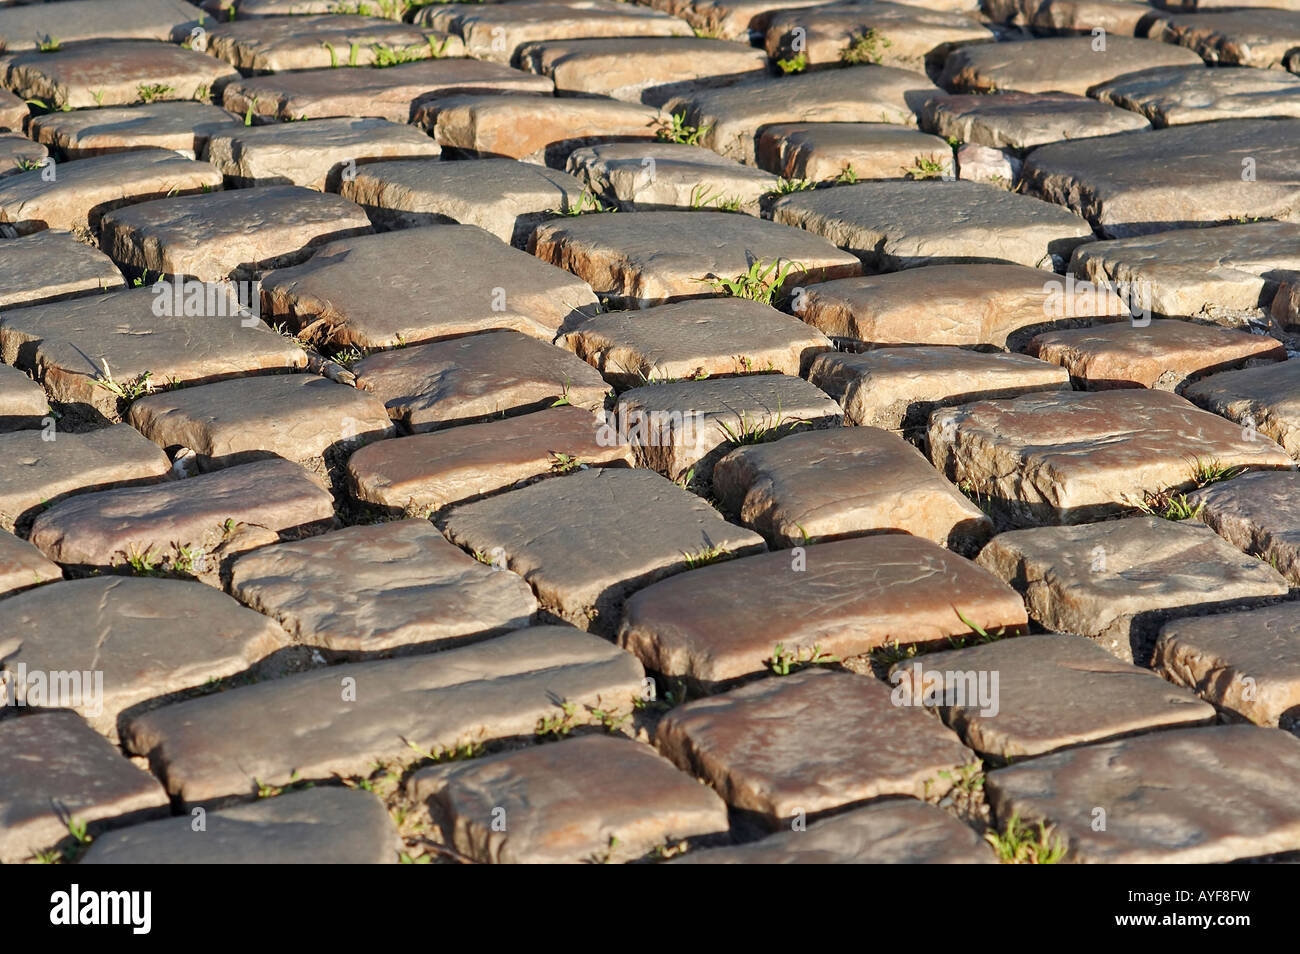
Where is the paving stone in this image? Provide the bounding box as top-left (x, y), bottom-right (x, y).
top-left (223, 58), bottom-right (554, 124)
top-left (0, 229), bottom-right (124, 308)
top-left (1026, 319), bottom-right (1286, 391)
top-left (921, 91), bottom-right (1150, 152)
top-left (976, 516), bottom-right (1290, 664)
top-left (1188, 472), bottom-right (1300, 589)
top-left (203, 118), bottom-right (440, 191)
top-left (529, 211), bottom-right (862, 307)
top-left (930, 389), bottom-right (1293, 527)
top-left (939, 36), bottom-right (1204, 95)
top-left (612, 374), bottom-right (843, 482)
top-left (0, 711), bottom-right (169, 864)
top-left (618, 534), bottom-right (1028, 686)
top-left (0, 0), bottom-right (206, 52)
top-left (892, 633), bottom-right (1215, 762)
top-left (556, 298), bottom-right (830, 389)
top-left (672, 799), bottom-right (996, 864)
top-left (122, 624), bottom-right (646, 803)
top-left (0, 131), bottom-right (44, 177)
top-left (28, 101), bottom-right (239, 160)
top-left (1155, 603), bottom-right (1300, 729)
top-left (353, 329), bottom-right (611, 434)
top-left (1023, 119), bottom-right (1300, 239)
top-left (0, 364), bottom-right (45, 432)
top-left (204, 13), bottom-right (463, 72)
top-left (756, 122), bottom-right (954, 181)
top-left (347, 405), bottom-right (634, 514)
top-left (442, 467), bottom-right (766, 632)
top-left (0, 576), bottom-right (289, 738)
top-left (565, 142), bottom-right (779, 214)
top-left (985, 724), bottom-right (1300, 863)
top-left (1183, 360), bottom-right (1300, 458)
top-left (956, 141), bottom-right (1020, 185)
top-left (0, 88), bottom-right (26, 131)
top-left (1091, 65), bottom-right (1300, 128)
top-left (1149, 9), bottom-right (1300, 70)
top-left (662, 66), bottom-right (941, 165)
top-left (0, 148), bottom-right (223, 236)
top-left (0, 528), bottom-right (60, 597)
top-left (81, 786), bottom-right (399, 864)
top-left (127, 372), bottom-right (395, 471)
top-left (771, 179), bottom-right (1094, 272)
top-left (409, 734), bottom-right (729, 863)
top-left (339, 158), bottom-right (585, 246)
top-left (27, 457), bottom-right (337, 575)
top-left (665, 0), bottom-right (846, 43)
top-left (995, 0), bottom-right (1155, 35)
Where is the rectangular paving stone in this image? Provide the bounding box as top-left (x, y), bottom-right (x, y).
top-left (757, 122), bottom-right (954, 181)
top-left (1188, 470), bottom-right (1300, 585)
top-left (122, 624), bottom-right (646, 804)
top-left (0, 0), bottom-right (206, 52)
top-left (0, 88), bottom-right (25, 131)
top-left (1149, 9), bottom-right (1300, 70)
top-left (618, 534), bottom-right (1028, 686)
top-left (442, 467), bottom-right (766, 633)
top-left (1183, 360), bottom-right (1300, 458)
top-left (0, 131), bottom-right (45, 177)
top-left (977, 516), bottom-right (1290, 664)
top-left (665, 0), bottom-right (841, 42)
top-left (1092, 64), bottom-right (1300, 127)
top-left (921, 91), bottom-right (1150, 152)
top-left (204, 13), bottom-right (463, 72)
top-left (410, 734), bottom-right (729, 863)
top-left (0, 229), bottom-right (125, 309)
top-left (992, 0), bottom-right (1155, 35)
top-left (0, 528), bottom-right (60, 597)
top-left (565, 142), bottom-right (779, 214)
top-left (29, 101), bottom-right (240, 160)
top-left (0, 364), bottom-right (46, 432)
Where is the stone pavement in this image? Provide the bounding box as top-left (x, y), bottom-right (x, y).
top-left (3, 0), bottom-right (1300, 866)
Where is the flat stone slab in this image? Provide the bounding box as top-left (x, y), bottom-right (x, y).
top-left (122, 625), bottom-right (645, 804)
top-left (353, 329), bottom-right (611, 433)
top-left (0, 229), bottom-right (124, 309)
top-left (929, 389), bottom-right (1293, 526)
top-left (205, 13), bottom-right (462, 72)
top-left (939, 36), bottom-right (1204, 95)
top-left (1023, 119), bottom-right (1300, 239)
top-left (203, 117), bottom-right (439, 191)
top-left (0, 88), bottom-right (25, 131)
top-left (0, 148), bottom-right (223, 236)
top-left (771, 179), bottom-right (1094, 271)
top-left (0, 0), bottom-right (205, 52)
top-left (0, 711), bottom-right (169, 864)
top-left (612, 374), bottom-right (843, 482)
top-left (1091, 65), bottom-right (1300, 128)
top-left (1188, 470), bottom-right (1300, 585)
top-left (340, 158), bottom-right (584, 246)
top-left (100, 185), bottom-right (372, 282)
top-left (0, 527), bottom-right (60, 597)
top-left (1149, 9), bottom-right (1300, 70)
top-left (618, 534), bottom-right (1028, 686)
top-left (127, 372), bottom-right (395, 470)
top-left (28, 101), bottom-right (239, 160)
top-left (666, 0), bottom-right (845, 42)
top-left (757, 122), bottom-right (954, 181)
top-left (985, 724), bottom-right (1300, 863)
top-left (81, 786), bottom-right (398, 864)
top-left (0, 576), bottom-right (288, 738)
top-left (657, 669), bottom-right (975, 825)
top-left (988, 0), bottom-right (1154, 34)
top-left (565, 142), bottom-right (779, 214)
top-left (0, 132), bottom-right (45, 177)
top-left (442, 467), bottom-right (766, 633)
top-left (1027, 319), bottom-right (1285, 390)
top-left (348, 405), bottom-right (634, 513)
top-left (410, 734), bottom-right (728, 863)
top-left (921, 91), bottom-right (1150, 152)
top-left (529, 211), bottom-right (862, 307)
top-left (0, 364), bottom-right (46, 432)
top-left (557, 298), bottom-right (830, 389)
top-left (977, 516), bottom-right (1290, 664)
top-left (1184, 359), bottom-right (1300, 458)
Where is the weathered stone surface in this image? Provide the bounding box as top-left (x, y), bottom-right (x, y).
top-left (205, 14), bottom-right (462, 72)
top-left (667, 0), bottom-right (846, 42)
top-left (1091, 65), bottom-right (1300, 128)
top-left (557, 298), bottom-right (830, 388)
top-left (0, 711), bottom-right (169, 864)
top-left (0, 0), bottom-right (205, 52)
top-left (0, 577), bottom-right (288, 737)
top-left (410, 734), bottom-right (728, 862)
top-left (757, 121), bottom-right (953, 181)
top-left (957, 142), bottom-right (1020, 185)
top-left (82, 786), bottom-right (399, 864)
top-left (1148, 9), bottom-right (1300, 70)
top-left (348, 405), bottom-right (633, 513)
top-left (354, 330), bottom-right (611, 433)
top-left (0, 132), bottom-right (45, 178)
top-left (921, 91), bottom-right (1149, 152)
top-left (203, 118), bottom-right (440, 191)
top-left (29, 101), bottom-right (238, 159)
top-left (0, 364), bottom-right (46, 432)
top-left (123, 625), bottom-right (645, 803)
top-left (940, 36), bottom-right (1204, 95)
top-left (565, 142), bottom-right (778, 214)
top-left (1188, 470), bottom-right (1300, 585)
top-left (127, 372), bottom-right (395, 470)
top-left (808, 346), bottom-right (1070, 431)
top-left (442, 467), bottom-right (765, 632)
top-left (263, 225), bottom-right (597, 350)
top-left (0, 148), bottom-right (223, 235)
top-left (0, 528), bottom-right (59, 597)
top-left (977, 516), bottom-right (1290, 664)
top-left (529, 211), bottom-right (862, 307)
top-left (618, 534), bottom-right (1028, 685)
top-left (985, 724), bottom-right (1300, 863)
top-left (929, 389), bottom-right (1293, 526)
top-left (1004, 0), bottom-right (1155, 36)
top-left (100, 185), bottom-right (372, 282)
top-left (0, 88), bottom-right (25, 131)
top-left (0, 230), bottom-right (124, 309)
top-left (1023, 119), bottom-right (1300, 239)
top-left (1184, 360), bottom-right (1300, 458)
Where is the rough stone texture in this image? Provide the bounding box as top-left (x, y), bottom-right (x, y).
top-left (1188, 470), bottom-right (1300, 585)
top-left (0, 711), bottom-right (169, 864)
top-left (0, 0), bottom-right (205, 52)
top-left (1148, 9), bottom-right (1300, 70)
top-left (756, 122), bottom-right (954, 181)
top-left (618, 534), bottom-right (1028, 686)
top-left (410, 734), bottom-right (729, 863)
top-left (29, 101), bottom-right (240, 159)
top-left (353, 329), bottom-right (611, 433)
top-left (0, 230), bottom-right (124, 309)
top-left (977, 516), bottom-right (1290, 664)
top-left (985, 725), bottom-right (1300, 863)
top-left (529, 211), bottom-right (862, 307)
top-left (667, 0), bottom-right (850, 42)
top-left (771, 180), bottom-right (1093, 272)
top-left (929, 389), bottom-right (1293, 526)
top-left (1183, 360), bottom-right (1300, 458)
top-left (441, 467), bottom-right (766, 633)
top-left (0, 527), bottom-right (59, 598)
top-left (921, 91), bottom-right (1150, 152)
top-left (0, 364), bottom-right (46, 432)
top-left (0, 88), bottom-right (25, 131)
top-left (0, 131), bottom-right (45, 177)
top-left (204, 14), bottom-right (462, 72)
top-left (993, 0), bottom-right (1155, 35)
top-left (565, 142), bottom-right (779, 214)
top-left (122, 625), bottom-right (645, 804)
top-left (957, 142), bottom-right (1020, 185)
top-left (82, 786), bottom-right (399, 864)
top-left (0, 577), bottom-right (288, 738)
top-left (1022, 119), bottom-right (1300, 239)
top-left (1091, 65), bottom-right (1300, 128)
